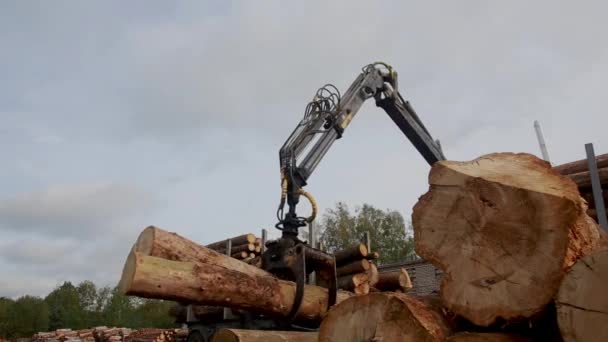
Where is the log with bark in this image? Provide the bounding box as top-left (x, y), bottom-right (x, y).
top-left (210, 329), bottom-right (318, 342)
top-left (374, 268), bottom-right (412, 292)
top-left (336, 259), bottom-right (370, 277)
top-left (217, 243), bottom-right (255, 254)
top-left (334, 244), bottom-right (368, 266)
top-left (556, 248), bottom-right (608, 342)
top-left (553, 153), bottom-right (608, 175)
top-left (364, 251), bottom-right (380, 260)
top-left (318, 292), bottom-right (451, 342)
top-left (206, 234), bottom-right (257, 251)
top-left (567, 167), bottom-right (608, 188)
top-left (413, 153), bottom-right (602, 326)
top-left (121, 226), bottom-right (352, 321)
top-left (337, 273), bottom-right (368, 292)
top-left (231, 251), bottom-right (249, 259)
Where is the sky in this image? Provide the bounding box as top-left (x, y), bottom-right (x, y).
top-left (1, 1), bottom-right (607, 298)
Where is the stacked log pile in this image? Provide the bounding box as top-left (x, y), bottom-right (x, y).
top-left (32, 329), bottom-right (186, 342)
top-left (206, 234), bottom-right (263, 261)
top-left (124, 328), bottom-right (187, 342)
top-left (332, 243), bottom-right (374, 295)
top-left (553, 153), bottom-right (608, 223)
top-left (319, 153), bottom-right (606, 341)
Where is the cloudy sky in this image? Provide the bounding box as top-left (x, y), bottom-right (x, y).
top-left (1, 1), bottom-right (607, 298)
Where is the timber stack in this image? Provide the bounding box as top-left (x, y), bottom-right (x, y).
top-left (205, 233), bottom-right (263, 261)
top-left (117, 152), bottom-right (607, 341)
top-left (553, 153), bottom-right (608, 223)
top-left (32, 329), bottom-right (186, 342)
top-left (319, 153), bottom-right (606, 341)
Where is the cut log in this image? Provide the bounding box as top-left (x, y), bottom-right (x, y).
top-left (567, 167), bottom-right (608, 188)
top-left (354, 282), bottom-right (370, 295)
top-left (231, 251), bottom-right (248, 259)
top-left (206, 234), bottom-right (257, 250)
top-left (318, 292), bottom-right (451, 342)
top-left (217, 243), bottom-right (255, 254)
top-left (413, 153), bottom-right (601, 326)
top-left (364, 251), bottom-right (380, 260)
top-left (336, 259), bottom-right (370, 277)
top-left (246, 256), bottom-right (262, 268)
top-left (334, 244), bottom-right (368, 266)
top-left (367, 263), bottom-right (379, 287)
top-left (375, 268), bottom-right (412, 292)
top-left (337, 273), bottom-right (368, 291)
top-left (134, 226), bottom-right (268, 278)
top-left (556, 248), bottom-right (608, 342)
top-left (553, 153), bottom-right (608, 175)
top-left (210, 329), bottom-right (317, 342)
top-left (447, 333), bottom-right (532, 342)
top-left (122, 229), bottom-right (352, 321)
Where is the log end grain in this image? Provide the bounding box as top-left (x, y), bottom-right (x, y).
top-left (413, 153), bottom-right (601, 326)
top-left (318, 293), bottom-right (450, 342)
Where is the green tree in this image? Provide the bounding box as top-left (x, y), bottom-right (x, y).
top-left (6, 296), bottom-right (49, 338)
top-left (45, 282), bottom-right (85, 330)
top-left (102, 287), bottom-right (136, 327)
top-left (319, 202), bottom-right (415, 264)
top-left (0, 297), bottom-right (15, 338)
top-left (77, 281), bottom-right (98, 328)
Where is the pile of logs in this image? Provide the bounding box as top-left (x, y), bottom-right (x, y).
top-left (553, 153), bottom-right (608, 223)
top-left (32, 329), bottom-right (186, 342)
top-left (206, 234), bottom-right (263, 261)
top-left (124, 329), bottom-right (187, 342)
top-left (119, 152), bottom-right (607, 341)
top-left (94, 328), bottom-right (132, 342)
top-left (317, 153), bottom-right (607, 341)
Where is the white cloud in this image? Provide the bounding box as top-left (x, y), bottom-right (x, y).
top-left (0, 183), bottom-right (156, 237)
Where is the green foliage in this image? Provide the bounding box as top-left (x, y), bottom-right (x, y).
top-left (45, 282), bottom-right (85, 330)
top-left (0, 281), bottom-right (178, 339)
top-left (319, 202), bottom-right (415, 264)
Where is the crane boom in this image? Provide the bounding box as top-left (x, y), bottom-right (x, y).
top-left (276, 63), bottom-right (445, 238)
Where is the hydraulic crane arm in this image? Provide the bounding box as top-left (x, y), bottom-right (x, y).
top-left (276, 63), bottom-right (446, 238)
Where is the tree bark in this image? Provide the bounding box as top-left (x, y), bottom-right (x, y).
top-left (337, 273), bottom-right (368, 291)
top-left (567, 167), bottom-right (608, 188)
top-left (216, 243), bottom-right (255, 254)
top-left (364, 251), bottom-right (380, 260)
top-left (553, 153), bottom-right (608, 175)
top-left (336, 259), bottom-right (370, 277)
top-left (334, 244), bottom-right (368, 266)
top-left (210, 329), bottom-right (317, 342)
top-left (556, 249), bottom-right (608, 342)
top-left (206, 234), bottom-right (257, 250)
top-left (375, 268), bottom-right (412, 292)
top-left (133, 226), bottom-right (269, 278)
top-left (447, 333), bottom-right (532, 342)
top-left (413, 153), bottom-right (601, 326)
top-left (231, 251), bottom-right (248, 259)
top-left (122, 228), bottom-right (352, 321)
top-left (318, 293), bottom-right (451, 342)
